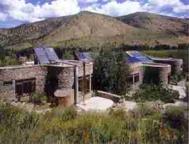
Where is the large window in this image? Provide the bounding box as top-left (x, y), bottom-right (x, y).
top-left (78, 75), bottom-right (90, 93)
top-left (134, 73), bottom-right (140, 83)
top-left (3, 81), bottom-right (12, 86)
top-left (127, 73), bottom-right (140, 84)
top-left (127, 76), bottom-right (133, 84)
top-left (15, 78), bottom-right (36, 96)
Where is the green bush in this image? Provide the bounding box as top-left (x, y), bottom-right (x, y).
top-left (31, 93), bottom-right (47, 104)
top-left (0, 103), bottom-right (39, 144)
top-left (93, 49), bottom-right (130, 95)
top-left (170, 73), bottom-right (184, 84)
top-left (0, 47), bottom-right (20, 66)
top-left (0, 102), bottom-right (187, 144)
top-left (132, 84), bottom-right (179, 103)
top-left (132, 103), bottom-right (157, 118)
top-left (109, 108), bottom-right (127, 120)
top-left (163, 106), bottom-right (187, 130)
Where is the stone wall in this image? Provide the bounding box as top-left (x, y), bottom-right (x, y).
top-left (77, 63), bottom-right (93, 77)
top-left (0, 65), bottom-right (47, 100)
top-left (129, 62), bottom-right (144, 88)
top-left (58, 67), bottom-right (75, 89)
top-left (47, 62), bottom-right (93, 89)
top-left (153, 59), bottom-right (183, 74)
top-left (159, 66), bottom-right (170, 85)
top-left (48, 63), bottom-right (93, 105)
top-left (0, 81), bottom-right (15, 100)
top-left (0, 61), bottom-right (93, 103)
top-left (143, 64), bottom-right (171, 85)
top-left (97, 90), bottom-right (121, 103)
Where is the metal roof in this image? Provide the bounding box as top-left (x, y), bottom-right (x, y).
top-left (34, 48), bottom-right (59, 64)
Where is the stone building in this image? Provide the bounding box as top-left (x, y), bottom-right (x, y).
top-left (127, 61), bottom-right (143, 89)
top-left (75, 51), bottom-right (181, 89)
top-left (150, 57), bottom-right (183, 74)
top-left (0, 48), bottom-right (93, 106)
top-left (0, 49), bottom-right (183, 104)
top-left (126, 51), bottom-right (183, 86)
top-left (75, 51), bottom-right (144, 89)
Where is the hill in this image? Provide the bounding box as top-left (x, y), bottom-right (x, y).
top-left (118, 12), bottom-right (189, 36)
top-left (0, 11), bottom-right (188, 50)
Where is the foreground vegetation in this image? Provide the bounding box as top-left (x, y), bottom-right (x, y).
top-left (0, 102), bottom-right (187, 144)
top-left (131, 84), bottom-right (179, 103)
top-left (0, 46), bottom-right (188, 144)
top-left (0, 47), bottom-right (20, 66)
top-left (93, 49), bottom-right (130, 95)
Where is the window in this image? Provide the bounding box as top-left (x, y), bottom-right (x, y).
top-left (127, 76), bottom-right (133, 84)
top-left (78, 75), bottom-right (90, 93)
top-left (134, 73), bottom-right (140, 83)
top-left (127, 73), bottom-right (140, 84)
top-left (3, 81), bottom-right (12, 86)
top-left (15, 78), bottom-right (36, 96)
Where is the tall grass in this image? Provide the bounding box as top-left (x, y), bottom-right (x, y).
top-left (0, 103), bottom-right (187, 144)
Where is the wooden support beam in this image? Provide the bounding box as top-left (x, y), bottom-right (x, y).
top-left (74, 66), bottom-right (78, 104)
top-left (83, 62), bottom-right (86, 102)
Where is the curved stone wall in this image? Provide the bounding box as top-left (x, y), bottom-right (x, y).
top-left (57, 67), bottom-right (74, 89)
top-left (153, 59), bottom-right (183, 74)
top-left (143, 63), bottom-right (171, 85)
top-left (158, 66), bottom-right (171, 85)
top-left (173, 59), bottom-right (183, 73)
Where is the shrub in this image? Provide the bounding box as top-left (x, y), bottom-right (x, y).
top-left (0, 102), bottom-right (187, 144)
top-left (170, 73), bottom-right (184, 84)
top-left (163, 106), bottom-right (186, 130)
top-left (52, 107), bottom-right (77, 121)
top-left (0, 103), bottom-right (39, 144)
top-left (132, 103), bottom-right (157, 118)
top-left (31, 93), bottom-right (47, 104)
top-left (132, 84), bottom-right (179, 103)
top-left (109, 108), bottom-right (127, 120)
top-left (93, 49), bottom-right (130, 95)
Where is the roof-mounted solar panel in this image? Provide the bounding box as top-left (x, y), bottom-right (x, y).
top-left (45, 48), bottom-right (59, 62)
top-left (34, 48), bottom-right (50, 64)
top-left (77, 52), bottom-right (93, 62)
top-left (126, 51), bottom-right (153, 63)
top-left (34, 47), bottom-right (59, 64)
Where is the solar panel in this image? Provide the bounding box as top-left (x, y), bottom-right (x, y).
top-left (83, 52), bottom-right (92, 60)
top-left (45, 48), bottom-right (59, 62)
top-left (126, 51), bottom-right (153, 63)
top-left (34, 48), bottom-right (59, 64)
top-left (79, 53), bottom-right (85, 59)
top-left (34, 48), bottom-right (50, 64)
top-left (77, 52), bottom-right (92, 62)
top-left (127, 56), bottom-right (141, 63)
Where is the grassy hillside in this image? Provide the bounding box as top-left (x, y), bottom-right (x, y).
top-left (118, 12), bottom-right (189, 36)
top-left (0, 11), bottom-right (188, 50)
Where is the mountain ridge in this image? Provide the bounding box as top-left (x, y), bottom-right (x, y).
top-left (0, 11), bottom-right (188, 50)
